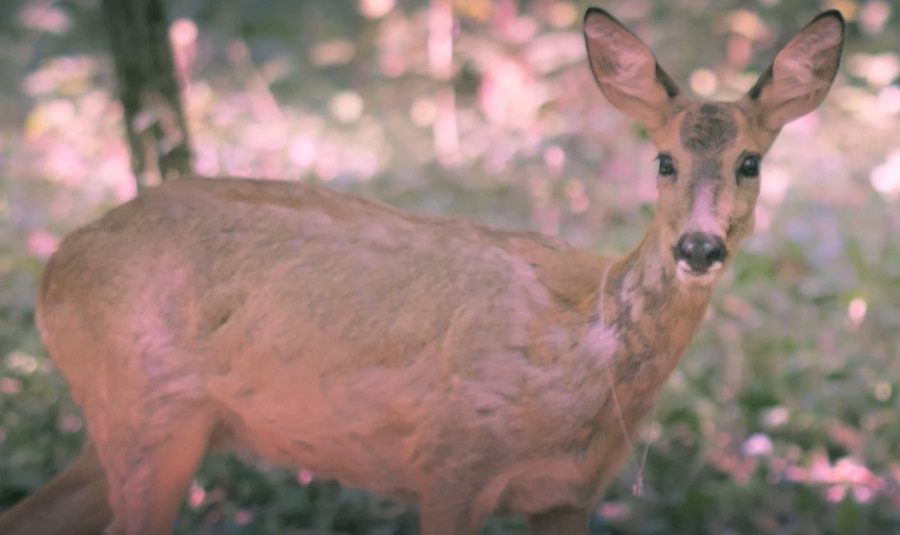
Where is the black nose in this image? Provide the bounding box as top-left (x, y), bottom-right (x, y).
top-left (674, 232), bottom-right (727, 273)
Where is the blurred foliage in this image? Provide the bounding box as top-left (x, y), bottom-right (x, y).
top-left (1, 0), bottom-right (899, 533)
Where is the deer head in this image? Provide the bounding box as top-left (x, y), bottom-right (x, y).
top-left (584, 9), bottom-right (844, 286)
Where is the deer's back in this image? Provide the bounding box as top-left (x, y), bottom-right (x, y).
top-left (39, 177), bottom-right (609, 368)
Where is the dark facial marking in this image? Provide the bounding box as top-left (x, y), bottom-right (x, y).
top-left (679, 104), bottom-right (738, 154)
top-left (688, 158), bottom-right (724, 218)
top-left (676, 158), bottom-right (723, 223)
top-left (693, 158), bottom-right (723, 183)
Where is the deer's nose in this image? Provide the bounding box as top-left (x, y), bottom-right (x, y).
top-left (674, 232), bottom-right (727, 273)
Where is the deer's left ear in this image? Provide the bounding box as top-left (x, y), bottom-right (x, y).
top-left (746, 10), bottom-right (845, 131)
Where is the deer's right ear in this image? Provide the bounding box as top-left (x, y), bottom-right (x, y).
top-left (583, 8), bottom-right (682, 131)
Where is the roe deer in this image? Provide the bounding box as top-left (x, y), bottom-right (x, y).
top-left (0, 8), bottom-right (844, 535)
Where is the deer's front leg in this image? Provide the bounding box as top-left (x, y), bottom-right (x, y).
top-left (527, 507), bottom-right (590, 535)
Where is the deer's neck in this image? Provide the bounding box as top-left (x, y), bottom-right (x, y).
top-left (599, 224), bottom-right (711, 391)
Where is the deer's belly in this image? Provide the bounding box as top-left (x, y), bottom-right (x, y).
top-left (207, 361), bottom-right (431, 502)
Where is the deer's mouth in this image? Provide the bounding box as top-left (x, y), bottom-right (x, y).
top-left (676, 259), bottom-right (724, 284)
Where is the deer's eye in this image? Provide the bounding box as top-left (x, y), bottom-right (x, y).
top-left (657, 154), bottom-right (676, 177)
top-left (738, 154), bottom-right (761, 179)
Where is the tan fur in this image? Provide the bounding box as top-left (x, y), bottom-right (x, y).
top-left (0, 8), bottom-right (843, 535)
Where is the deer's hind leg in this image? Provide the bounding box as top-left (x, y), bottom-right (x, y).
top-left (67, 340), bottom-right (215, 535)
top-left (0, 442), bottom-right (111, 535)
top-left (87, 401), bottom-right (215, 535)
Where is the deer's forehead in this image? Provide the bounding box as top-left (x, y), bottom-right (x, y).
top-left (677, 103), bottom-right (743, 155)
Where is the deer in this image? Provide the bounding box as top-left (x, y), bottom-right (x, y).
top-left (0, 7), bottom-right (844, 535)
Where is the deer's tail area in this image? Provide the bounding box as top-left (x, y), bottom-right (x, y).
top-left (0, 441), bottom-right (111, 535)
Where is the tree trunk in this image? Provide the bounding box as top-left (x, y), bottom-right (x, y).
top-left (101, 0), bottom-right (192, 188)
